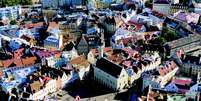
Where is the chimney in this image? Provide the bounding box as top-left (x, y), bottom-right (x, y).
top-left (23, 87), bottom-right (26, 92)
top-left (29, 75), bottom-right (33, 80)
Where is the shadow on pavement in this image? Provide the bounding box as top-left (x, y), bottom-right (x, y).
top-left (63, 80), bottom-right (115, 99)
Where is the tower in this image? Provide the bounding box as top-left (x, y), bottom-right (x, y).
top-left (197, 72), bottom-right (201, 84)
top-left (98, 28), bottom-right (105, 59)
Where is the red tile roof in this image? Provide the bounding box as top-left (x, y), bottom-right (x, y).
top-left (159, 61), bottom-right (177, 76)
top-left (70, 55), bottom-right (90, 69)
top-left (147, 90), bottom-right (160, 101)
top-left (22, 57), bottom-right (37, 66)
top-left (121, 60), bottom-right (132, 68)
top-left (25, 22), bottom-right (44, 29)
top-left (126, 22), bottom-right (144, 31)
top-left (14, 48), bottom-right (24, 59)
top-left (1, 56), bottom-right (37, 68)
top-left (108, 53), bottom-right (124, 65)
top-left (55, 52), bottom-right (61, 59)
top-left (35, 49), bottom-right (61, 59)
top-left (172, 79), bottom-right (192, 86)
top-left (0, 71), bottom-right (3, 79)
top-left (122, 48), bottom-right (139, 58)
top-left (14, 59), bottom-right (23, 67)
top-left (43, 77), bottom-right (52, 84)
top-left (2, 59), bottom-right (14, 68)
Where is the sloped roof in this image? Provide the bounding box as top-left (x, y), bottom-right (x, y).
top-left (183, 55), bottom-right (201, 65)
top-left (47, 22), bottom-right (59, 32)
top-left (22, 57), bottom-right (37, 66)
top-left (70, 55), bottom-right (90, 69)
top-left (90, 47), bottom-right (113, 58)
top-left (96, 58), bottom-right (123, 78)
top-left (154, 0), bottom-right (170, 4)
top-left (166, 34), bottom-right (201, 49)
top-left (172, 78), bottom-right (192, 86)
top-left (2, 59), bottom-right (13, 68)
top-left (159, 61), bottom-right (178, 76)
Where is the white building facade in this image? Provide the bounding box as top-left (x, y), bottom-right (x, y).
top-left (0, 6), bottom-right (21, 20)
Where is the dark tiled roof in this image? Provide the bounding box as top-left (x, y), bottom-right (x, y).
top-left (63, 42), bottom-right (75, 51)
top-left (96, 58), bottom-right (123, 78)
top-left (154, 0), bottom-right (170, 4)
top-left (183, 55), bottom-right (201, 65)
top-left (132, 66), bottom-right (139, 74)
top-left (83, 35), bottom-right (100, 46)
top-left (175, 84), bottom-right (190, 90)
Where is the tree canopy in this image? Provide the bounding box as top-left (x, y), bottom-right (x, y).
top-left (145, 0), bottom-right (153, 8)
top-left (0, 0), bottom-right (32, 7)
top-left (10, 20), bottom-right (17, 25)
top-left (161, 27), bottom-right (178, 42)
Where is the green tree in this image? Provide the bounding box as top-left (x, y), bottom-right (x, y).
top-left (163, 30), bottom-right (177, 41)
top-left (10, 20), bottom-right (17, 25)
top-left (137, 39), bottom-right (145, 46)
top-left (21, 0), bottom-right (32, 5)
top-left (161, 27), bottom-right (177, 42)
top-left (155, 37), bottom-right (166, 45)
top-left (0, 0), bottom-right (32, 7)
top-left (145, 0), bottom-right (153, 8)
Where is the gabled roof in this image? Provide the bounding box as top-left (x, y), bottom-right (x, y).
top-left (159, 61), bottom-right (178, 76)
top-left (70, 55), bottom-right (90, 69)
top-left (83, 34), bottom-right (100, 46)
top-left (90, 47), bottom-right (113, 58)
top-left (1, 55), bottom-right (37, 68)
top-left (22, 57), bottom-right (37, 66)
top-left (77, 35), bottom-right (89, 46)
top-left (183, 55), bottom-right (201, 65)
top-left (2, 59), bottom-right (13, 68)
top-left (96, 58), bottom-right (123, 78)
top-left (63, 42), bottom-right (75, 51)
top-left (165, 34), bottom-right (201, 49)
top-left (48, 22), bottom-right (59, 31)
top-left (172, 78), bottom-right (192, 86)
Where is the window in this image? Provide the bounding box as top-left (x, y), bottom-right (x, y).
top-left (122, 74), bottom-right (125, 77)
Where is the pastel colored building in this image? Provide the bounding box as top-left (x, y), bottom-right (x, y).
top-left (70, 55), bottom-right (90, 80)
top-left (0, 6), bottom-right (21, 20)
top-left (158, 61), bottom-right (179, 87)
top-left (153, 0), bottom-right (171, 15)
top-left (181, 55), bottom-right (201, 76)
top-left (165, 34), bottom-right (201, 56)
top-left (44, 29), bottom-right (63, 50)
top-left (29, 72), bottom-right (71, 100)
top-left (192, 0), bottom-right (201, 14)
